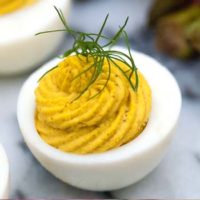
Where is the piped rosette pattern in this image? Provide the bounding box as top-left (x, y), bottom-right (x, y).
top-left (35, 56), bottom-right (151, 154)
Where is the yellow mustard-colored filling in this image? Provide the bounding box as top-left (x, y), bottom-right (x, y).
top-left (35, 56), bottom-right (152, 154)
top-left (0, 0), bottom-right (37, 15)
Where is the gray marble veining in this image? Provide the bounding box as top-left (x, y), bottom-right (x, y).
top-left (0, 0), bottom-right (200, 198)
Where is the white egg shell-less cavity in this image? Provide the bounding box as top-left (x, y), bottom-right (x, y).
top-left (17, 48), bottom-right (181, 191)
top-left (0, 0), bottom-right (71, 75)
top-left (0, 145), bottom-right (9, 198)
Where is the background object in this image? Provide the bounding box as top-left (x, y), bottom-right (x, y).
top-left (148, 0), bottom-right (190, 26)
top-left (149, 0), bottom-right (200, 58)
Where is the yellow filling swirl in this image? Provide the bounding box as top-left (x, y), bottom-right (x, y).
top-left (35, 56), bottom-right (152, 154)
top-left (0, 0), bottom-right (37, 15)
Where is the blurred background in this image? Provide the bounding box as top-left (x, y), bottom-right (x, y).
top-left (0, 0), bottom-right (200, 198)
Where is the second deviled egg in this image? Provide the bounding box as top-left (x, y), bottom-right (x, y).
top-left (0, 0), bottom-right (71, 75)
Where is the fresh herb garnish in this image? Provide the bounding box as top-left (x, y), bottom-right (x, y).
top-left (36, 6), bottom-right (139, 100)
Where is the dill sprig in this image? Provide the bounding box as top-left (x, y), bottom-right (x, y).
top-left (36, 6), bottom-right (139, 100)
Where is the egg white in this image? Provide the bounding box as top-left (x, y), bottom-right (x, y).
top-left (17, 48), bottom-right (182, 191)
top-left (0, 0), bottom-right (71, 74)
top-left (0, 145), bottom-right (9, 198)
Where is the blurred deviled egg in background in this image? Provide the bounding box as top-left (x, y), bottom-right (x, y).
top-left (0, 0), bottom-right (71, 75)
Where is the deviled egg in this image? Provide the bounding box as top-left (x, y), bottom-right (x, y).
top-left (0, 144), bottom-right (9, 198)
top-left (17, 48), bottom-right (181, 191)
top-left (17, 13), bottom-right (181, 191)
top-left (0, 0), bottom-right (71, 74)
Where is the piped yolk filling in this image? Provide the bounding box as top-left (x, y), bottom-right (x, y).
top-left (0, 0), bottom-right (37, 15)
top-left (35, 56), bottom-right (152, 154)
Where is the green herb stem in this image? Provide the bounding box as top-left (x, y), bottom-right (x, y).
top-left (36, 6), bottom-right (139, 100)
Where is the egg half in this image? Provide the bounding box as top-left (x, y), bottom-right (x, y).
top-left (17, 48), bottom-right (182, 191)
top-left (0, 144), bottom-right (9, 198)
top-left (0, 0), bottom-right (71, 75)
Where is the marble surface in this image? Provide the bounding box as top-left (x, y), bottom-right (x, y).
top-left (0, 0), bottom-right (200, 198)
top-left (113, 99), bottom-right (200, 199)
